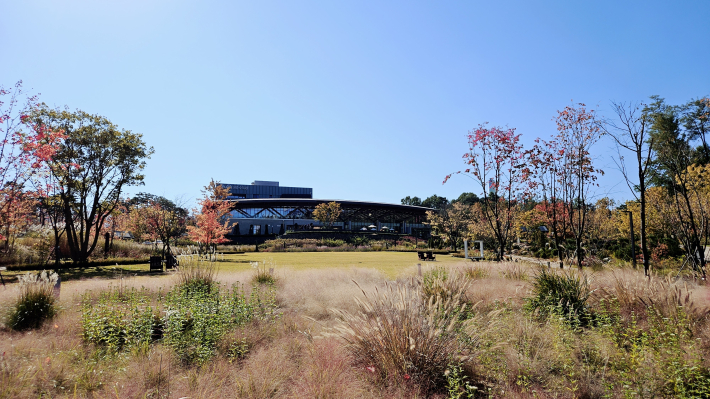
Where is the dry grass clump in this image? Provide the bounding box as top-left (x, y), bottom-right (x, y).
top-left (5, 270), bottom-right (58, 330)
top-left (462, 263), bottom-right (491, 279)
top-left (174, 259), bottom-right (216, 293)
top-left (464, 264), bottom-right (528, 312)
top-left (251, 260), bottom-right (277, 285)
top-left (277, 267), bottom-right (386, 322)
top-left (501, 262), bottom-right (528, 280)
top-left (595, 271), bottom-right (710, 329)
top-left (420, 265), bottom-right (472, 306)
top-left (289, 338), bottom-right (370, 398)
top-left (331, 280), bottom-right (470, 394)
top-left (231, 336), bottom-right (302, 398)
top-left (471, 310), bottom-right (610, 398)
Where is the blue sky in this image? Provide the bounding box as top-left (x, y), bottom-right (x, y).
top-left (2, 1), bottom-right (708, 207)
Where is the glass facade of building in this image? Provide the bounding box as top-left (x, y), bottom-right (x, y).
top-left (225, 198), bottom-right (431, 236)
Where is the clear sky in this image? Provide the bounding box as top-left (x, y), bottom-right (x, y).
top-left (2, 1), bottom-right (708, 208)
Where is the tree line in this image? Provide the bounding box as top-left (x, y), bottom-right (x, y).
top-left (427, 98), bottom-right (709, 277)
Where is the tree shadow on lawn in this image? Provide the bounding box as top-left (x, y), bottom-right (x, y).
top-left (56, 265), bottom-right (167, 282)
top-left (1, 264), bottom-right (167, 284)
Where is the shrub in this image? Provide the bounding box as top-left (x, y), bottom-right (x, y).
top-left (651, 243), bottom-right (669, 263)
top-left (81, 275), bottom-right (279, 364)
top-left (332, 281), bottom-right (469, 394)
top-left (322, 238), bottom-right (346, 247)
top-left (162, 281), bottom-right (279, 365)
top-left (6, 271), bottom-right (58, 330)
top-left (81, 287), bottom-right (157, 352)
top-left (525, 268), bottom-right (592, 327)
top-left (445, 364), bottom-right (478, 399)
top-left (582, 255), bottom-right (604, 271)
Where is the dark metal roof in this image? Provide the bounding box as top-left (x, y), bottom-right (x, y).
top-left (227, 198), bottom-right (430, 211)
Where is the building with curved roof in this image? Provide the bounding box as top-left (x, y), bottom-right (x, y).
top-left (221, 181), bottom-right (432, 236)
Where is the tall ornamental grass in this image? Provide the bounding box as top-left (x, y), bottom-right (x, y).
top-left (332, 280), bottom-right (473, 394)
top-left (525, 267), bottom-right (593, 327)
top-left (174, 260), bottom-right (217, 295)
top-left (6, 271), bottom-right (58, 330)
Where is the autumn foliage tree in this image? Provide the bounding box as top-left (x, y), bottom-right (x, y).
top-left (313, 201), bottom-right (341, 229)
top-left (187, 180), bottom-right (232, 252)
top-left (526, 138), bottom-right (571, 266)
top-left (527, 104), bottom-right (603, 268)
top-left (643, 96), bottom-right (710, 276)
top-left (445, 124), bottom-right (530, 260)
top-left (127, 193), bottom-right (187, 260)
top-left (0, 81), bottom-right (65, 253)
top-left (426, 202), bottom-right (473, 251)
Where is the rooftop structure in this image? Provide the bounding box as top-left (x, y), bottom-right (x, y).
top-left (219, 181), bottom-right (312, 200)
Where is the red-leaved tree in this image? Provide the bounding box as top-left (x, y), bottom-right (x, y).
top-left (555, 104), bottom-right (603, 269)
top-left (526, 137), bottom-right (573, 267)
top-left (0, 81), bottom-right (65, 250)
top-left (527, 105), bottom-right (603, 268)
top-left (188, 180), bottom-right (232, 252)
top-left (444, 124), bottom-right (532, 260)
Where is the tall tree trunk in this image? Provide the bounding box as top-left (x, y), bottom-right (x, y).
top-left (638, 177), bottom-right (650, 276)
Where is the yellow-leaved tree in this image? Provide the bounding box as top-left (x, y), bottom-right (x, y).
top-left (426, 202), bottom-right (473, 251)
top-left (313, 201), bottom-right (341, 230)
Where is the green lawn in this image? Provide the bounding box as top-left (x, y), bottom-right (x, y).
top-left (213, 251), bottom-right (468, 278)
top-left (0, 251), bottom-right (469, 283)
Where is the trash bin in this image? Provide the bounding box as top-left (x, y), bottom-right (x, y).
top-left (149, 256), bottom-right (163, 272)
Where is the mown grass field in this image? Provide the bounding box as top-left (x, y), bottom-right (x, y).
top-left (215, 251), bottom-right (466, 278)
top-left (0, 251), bottom-right (466, 283)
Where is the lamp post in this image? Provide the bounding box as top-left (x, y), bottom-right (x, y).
top-left (621, 210), bottom-right (636, 269)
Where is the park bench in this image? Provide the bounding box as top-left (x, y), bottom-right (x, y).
top-left (418, 252), bottom-right (426, 261)
top-left (426, 251), bottom-right (436, 261)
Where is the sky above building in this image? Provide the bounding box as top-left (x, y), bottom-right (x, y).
top-left (2, 1), bottom-right (708, 208)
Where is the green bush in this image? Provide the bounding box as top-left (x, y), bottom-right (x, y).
top-left (534, 247), bottom-right (556, 259)
top-left (81, 287), bottom-right (157, 352)
top-left (6, 271), bottom-right (58, 330)
top-left (81, 276), bottom-right (279, 364)
top-left (525, 268), bottom-right (592, 327)
top-left (162, 281), bottom-right (279, 365)
top-left (322, 238), bottom-right (346, 247)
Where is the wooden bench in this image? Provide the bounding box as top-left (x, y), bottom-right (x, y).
top-left (418, 251), bottom-right (436, 261)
